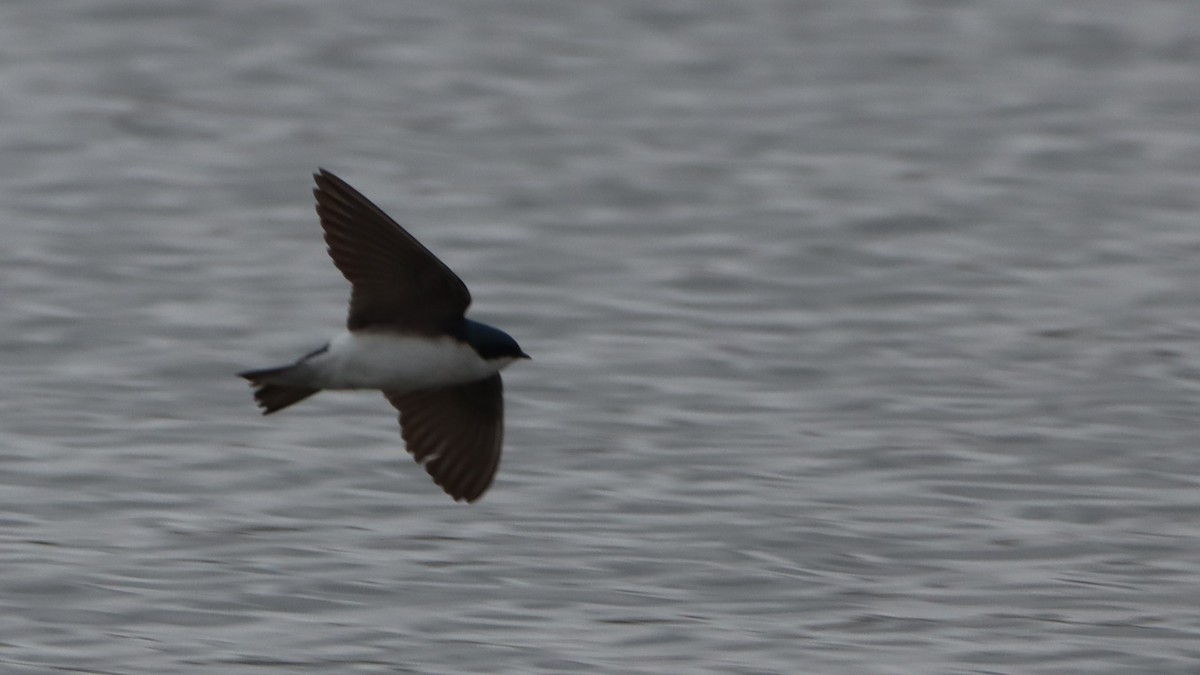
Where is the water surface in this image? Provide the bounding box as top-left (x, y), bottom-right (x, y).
top-left (2, 1), bottom-right (1200, 673)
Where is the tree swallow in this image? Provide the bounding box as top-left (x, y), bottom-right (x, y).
top-left (239, 169), bottom-right (530, 503)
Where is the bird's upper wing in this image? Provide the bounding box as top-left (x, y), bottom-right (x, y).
top-left (383, 374), bottom-right (504, 503)
top-left (313, 169), bottom-right (471, 331)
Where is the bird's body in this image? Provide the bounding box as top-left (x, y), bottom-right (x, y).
top-left (275, 326), bottom-right (511, 392)
top-left (239, 169), bottom-right (528, 503)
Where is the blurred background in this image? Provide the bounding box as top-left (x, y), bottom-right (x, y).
top-left (2, 1), bottom-right (1200, 673)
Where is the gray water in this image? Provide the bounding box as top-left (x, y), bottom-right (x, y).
top-left (3, 1), bottom-right (1200, 673)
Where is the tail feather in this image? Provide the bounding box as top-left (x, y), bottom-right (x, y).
top-left (239, 366), bottom-right (319, 415)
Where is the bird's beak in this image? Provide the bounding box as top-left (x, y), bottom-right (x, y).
top-left (518, 351), bottom-right (532, 360)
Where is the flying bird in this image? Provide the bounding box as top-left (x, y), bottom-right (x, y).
top-left (239, 169), bottom-right (529, 502)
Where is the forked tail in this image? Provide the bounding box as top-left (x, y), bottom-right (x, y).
top-left (238, 365), bottom-right (319, 415)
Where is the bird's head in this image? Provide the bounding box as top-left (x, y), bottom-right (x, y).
top-left (461, 319), bottom-right (530, 369)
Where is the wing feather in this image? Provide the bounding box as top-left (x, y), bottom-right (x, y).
top-left (383, 375), bottom-right (504, 503)
top-left (313, 169), bottom-right (471, 331)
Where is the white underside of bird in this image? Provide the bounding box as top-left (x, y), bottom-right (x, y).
top-left (275, 330), bottom-right (517, 393)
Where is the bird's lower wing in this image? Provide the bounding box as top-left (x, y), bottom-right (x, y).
top-left (383, 374), bottom-right (504, 503)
